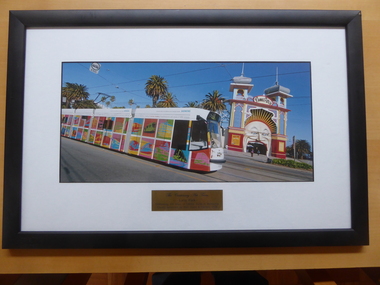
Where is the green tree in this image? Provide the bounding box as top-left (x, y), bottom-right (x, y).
top-left (92, 93), bottom-right (116, 108)
top-left (96, 95), bottom-right (115, 108)
top-left (128, 99), bottom-right (135, 106)
top-left (62, 82), bottom-right (90, 108)
top-left (72, 99), bottom-right (99, 109)
top-left (157, 92), bottom-right (178, 108)
top-left (295, 139), bottom-right (311, 159)
top-left (202, 90), bottom-right (226, 113)
top-left (286, 145), bottom-right (294, 158)
top-left (145, 75), bottom-right (168, 108)
top-left (184, 101), bottom-right (202, 108)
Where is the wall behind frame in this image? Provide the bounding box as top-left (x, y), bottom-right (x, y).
top-left (0, 0), bottom-right (379, 274)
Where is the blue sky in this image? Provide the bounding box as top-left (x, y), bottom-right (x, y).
top-left (62, 62), bottom-right (312, 147)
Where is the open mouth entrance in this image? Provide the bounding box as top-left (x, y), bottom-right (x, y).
top-left (247, 142), bottom-right (267, 155)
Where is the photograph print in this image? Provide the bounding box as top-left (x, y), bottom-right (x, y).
top-left (60, 62), bottom-right (313, 183)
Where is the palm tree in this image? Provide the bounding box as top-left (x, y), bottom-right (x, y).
top-left (98, 95), bottom-right (115, 108)
top-left (72, 99), bottom-right (99, 109)
top-left (145, 75), bottom-right (168, 107)
top-left (296, 139), bottom-right (311, 159)
top-left (91, 93), bottom-right (116, 108)
top-left (62, 82), bottom-right (90, 108)
top-left (184, 101), bottom-right (202, 108)
top-left (202, 90), bottom-right (226, 113)
top-left (157, 92), bottom-right (178, 108)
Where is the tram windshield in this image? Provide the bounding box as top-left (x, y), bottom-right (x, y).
top-left (207, 112), bottom-right (222, 149)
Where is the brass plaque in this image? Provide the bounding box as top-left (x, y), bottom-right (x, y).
top-left (152, 190), bottom-right (223, 211)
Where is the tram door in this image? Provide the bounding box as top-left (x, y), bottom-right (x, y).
top-left (170, 120), bottom-right (190, 167)
top-left (172, 120), bottom-right (188, 150)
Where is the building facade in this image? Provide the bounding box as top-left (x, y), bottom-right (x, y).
top-left (226, 71), bottom-right (292, 159)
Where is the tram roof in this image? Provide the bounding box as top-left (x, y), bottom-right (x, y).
top-left (134, 108), bottom-right (211, 120)
top-left (61, 108), bottom-right (212, 120)
top-left (61, 108), bottom-right (133, 118)
top-left (61, 108), bottom-right (76, 115)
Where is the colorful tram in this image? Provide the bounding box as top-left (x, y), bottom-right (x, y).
top-left (61, 108), bottom-right (225, 172)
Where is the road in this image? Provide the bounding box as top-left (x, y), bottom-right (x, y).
top-left (60, 137), bottom-right (313, 183)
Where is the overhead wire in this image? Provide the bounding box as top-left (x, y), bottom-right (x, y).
top-left (73, 62), bottom-right (311, 107)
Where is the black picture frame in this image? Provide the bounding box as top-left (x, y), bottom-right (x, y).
top-left (3, 9), bottom-right (368, 249)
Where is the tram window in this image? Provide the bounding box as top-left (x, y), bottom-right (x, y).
top-left (80, 116), bottom-right (88, 127)
top-left (172, 120), bottom-right (189, 150)
top-left (97, 117), bottom-right (106, 129)
top-left (104, 119), bottom-right (114, 131)
top-left (189, 120), bottom-right (208, 150)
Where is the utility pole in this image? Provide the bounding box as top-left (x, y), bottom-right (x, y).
top-left (293, 136), bottom-right (296, 161)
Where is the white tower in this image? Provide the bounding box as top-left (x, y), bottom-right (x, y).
top-left (229, 64), bottom-right (254, 100)
top-left (264, 68), bottom-right (293, 108)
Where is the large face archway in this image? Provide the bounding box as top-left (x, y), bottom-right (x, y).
top-left (243, 121), bottom-right (272, 156)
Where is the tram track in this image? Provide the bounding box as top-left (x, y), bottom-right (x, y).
top-left (61, 137), bottom-right (313, 183)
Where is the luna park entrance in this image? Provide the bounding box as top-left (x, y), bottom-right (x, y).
top-left (247, 142), bottom-right (267, 156)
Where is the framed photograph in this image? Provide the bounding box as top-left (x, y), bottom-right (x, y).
top-left (3, 9), bottom-right (368, 248)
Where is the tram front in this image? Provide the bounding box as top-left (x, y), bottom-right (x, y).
top-left (207, 112), bottom-right (226, 171)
